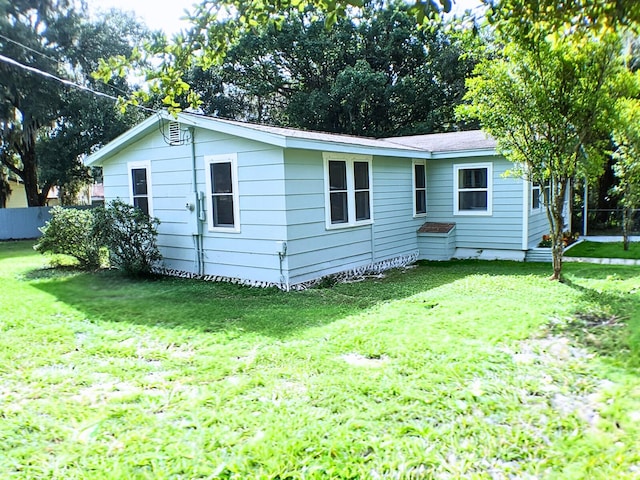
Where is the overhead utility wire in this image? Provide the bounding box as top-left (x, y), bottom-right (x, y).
top-left (0, 33), bottom-right (60, 63)
top-left (0, 33), bottom-right (133, 99)
top-left (0, 53), bottom-right (158, 114)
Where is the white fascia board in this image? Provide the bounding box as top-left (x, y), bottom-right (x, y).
top-left (179, 115), bottom-right (288, 148)
top-left (84, 114), bottom-right (167, 167)
top-left (429, 149), bottom-right (499, 160)
top-left (284, 138), bottom-right (431, 159)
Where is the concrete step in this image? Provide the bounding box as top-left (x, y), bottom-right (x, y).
top-left (525, 247), bottom-right (552, 263)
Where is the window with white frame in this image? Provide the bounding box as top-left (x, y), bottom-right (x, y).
top-left (413, 160), bottom-right (427, 216)
top-left (323, 153), bottom-right (373, 228)
top-left (454, 163), bottom-right (492, 215)
top-left (531, 180), bottom-right (550, 211)
top-left (128, 161), bottom-right (152, 216)
top-left (205, 153), bottom-right (240, 232)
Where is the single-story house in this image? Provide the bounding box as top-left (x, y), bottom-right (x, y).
top-left (84, 111), bottom-right (553, 289)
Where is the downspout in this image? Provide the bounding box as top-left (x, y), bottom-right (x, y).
top-left (522, 176), bottom-right (529, 251)
top-left (190, 128), bottom-right (204, 276)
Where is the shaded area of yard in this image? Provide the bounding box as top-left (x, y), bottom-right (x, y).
top-left (30, 259), bottom-right (556, 339)
top-left (2, 240), bottom-right (640, 479)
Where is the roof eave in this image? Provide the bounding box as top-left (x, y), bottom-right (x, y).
top-left (285, 138), bottom-right (430, 158)
top-left (84, 113), bottom-right (169, 167)
top-left (84, 112), bottom-right (290, 167)
top-left (180, 114), bottom-right (288, 148)
top-left (429, 148), bottom-right (498, 159)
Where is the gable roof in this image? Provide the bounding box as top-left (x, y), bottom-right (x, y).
top-left (84, 111), bottom-right (497, 167)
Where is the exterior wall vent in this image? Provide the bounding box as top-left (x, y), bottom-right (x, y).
top-left (169, 121), bottom-right (181, 145)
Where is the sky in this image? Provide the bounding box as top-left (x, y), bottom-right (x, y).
top-left (88, 0), bottom-right (196, 35)
top-left (89, 0), bottom-right (484, 36)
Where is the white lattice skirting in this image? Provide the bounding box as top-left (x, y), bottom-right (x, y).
top-left (155, 252), bottom-right (420, 291)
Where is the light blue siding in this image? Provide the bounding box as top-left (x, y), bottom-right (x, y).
top-left (424, 156), bottom-right (525, 252)
top-left (195, 129), bottom-right (287, 283)
top-left (417, 229), bottom-right (456, 261)
top-left (100, 118), bottom-right (532, 287)
top-left (101, 120), bottom-right (288, 284)
top-left (282, 150), bottom-right (424, 284)
top-left (528, 207), bottom-right (549, 249)
top-left (371, 156), bottom-right (424, 261)
top-left (283, 149), bottom-right (373, 283)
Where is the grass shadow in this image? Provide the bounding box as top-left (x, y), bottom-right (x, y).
top-left (557, 268), bottom-right (640, 369)
top-left (30, 259), bottom-right (553, 339)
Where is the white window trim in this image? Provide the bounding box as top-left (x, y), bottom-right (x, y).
top-left (323, 152), bottom-right (373, 229)
top-left (204, 153), bottom-right (240, 233)
top-left (531, 181), bottom-right (541, 212)
top-left (453, 162), bottom-right (493, 216)
top-left (413, 159), bottom-right (427, 217)
top-left (127, 160), bottom-right (153, 216)
top-left (531, 180), bottom-right (550, 214)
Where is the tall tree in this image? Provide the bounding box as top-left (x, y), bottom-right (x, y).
top-left (184, 4), bottom-right (480, 136)
top-left (0, 3), bottom-right (147, 206)
top-left (36, 10), bottom-right (149, 205)
top-left (94, 0), bottom-right (456, 114)
top-left (458, 1), bottom-right (633, 280)
top-left (0, 0), bottom-right (75, 206)
top-left (95, 0), bottom-right (640, 114)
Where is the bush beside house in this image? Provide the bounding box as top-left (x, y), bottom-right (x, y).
top-left (35, 201), bottom-right (161, 276)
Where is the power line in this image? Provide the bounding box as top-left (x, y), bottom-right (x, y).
top-left (0, 33), bottom-right (60, 63)
top-left (0, 53), bottom-right (158, 114)
top-left (0, 33), bottom-right (142, 100)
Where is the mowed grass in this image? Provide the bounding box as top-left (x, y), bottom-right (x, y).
top-left (1, 240), bottom-right (640, 479)
top-left (565, 240), bottom-right (640, 259)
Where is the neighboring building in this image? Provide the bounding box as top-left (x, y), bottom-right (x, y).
top-left (2, 175), bottom-right (102, 209)
top-left (45, 183), bottom-right (104, 207)
top-left (5, 176), bottom-right (28, 209)
top-left (84, 111), bottom-right (552, 289)
top-left (90, 182), bottom-right (105, 206)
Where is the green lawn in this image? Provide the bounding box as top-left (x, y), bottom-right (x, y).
top-left (2, 240), bottom-right (640, 479)
top-left (565, 240), bottom-right (640, 259)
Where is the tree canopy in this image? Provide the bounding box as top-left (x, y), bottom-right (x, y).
top-left (94, 0), bottom-right (463, 115)
top-left (183, 4), bottom-right (481, 136)
top-left (0, 1), bottom-right (148, 206)
top-left (94, 0), bottom-right (640, 116)
top-left (457, 0), bottom-right (636, 279)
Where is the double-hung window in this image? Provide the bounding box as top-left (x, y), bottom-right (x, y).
top-left (413, 160), bottom-right (427, 216)
top-left (128, 161), bottom-right (153, 216)
top-left (454, 163), bottom-right (492, 215)
top-left (205, 153), bottom-right (240, 232)
top-left (323, 153), bottom-right (373, 228)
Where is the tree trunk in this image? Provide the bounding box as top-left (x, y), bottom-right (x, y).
top-left (19, 141), bottom-right (46, 207)
top-left (551, 230), bottom-right (564, 280)
top-left (546, 179), bottom-right (569, 281)
top-left (622, 206), bottom-right (631, 251)
top-left (0, 171), bottom-right (10, 208)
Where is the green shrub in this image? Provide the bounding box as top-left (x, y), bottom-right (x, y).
top-left (34, 206), bottom-right (100, 268)
top-left (92, 199), bottom-right (162, 277)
